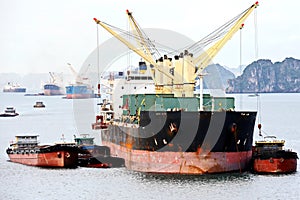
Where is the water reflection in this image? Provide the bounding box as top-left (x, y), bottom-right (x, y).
top-left (132, 171), bottom-right (254, 185)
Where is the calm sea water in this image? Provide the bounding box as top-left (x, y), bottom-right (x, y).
top-left (0, 93), bottom-right (299, 200)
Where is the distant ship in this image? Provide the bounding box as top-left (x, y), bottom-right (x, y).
top-left (6, 135), bottom-right (78, 168)
top-left (65, 84), bottom-right (94, 99)
top-left (44, 83), bottom-right (65, 95)
top-left (65, 63), bottom-right (94, 99)
top-left (3, 82), bottom-right (26, 93)
top-left (43, 72), bottom-right (65, 96)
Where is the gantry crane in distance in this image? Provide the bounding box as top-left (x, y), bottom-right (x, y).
top-left (94, 2), bottom-right (259, 100)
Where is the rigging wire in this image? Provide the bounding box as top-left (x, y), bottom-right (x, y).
top-left (97, 3), bottom-right (255, 74)
top-left (96, 24), bottom-right (100, 99)
top-left (254, 8), bottom-right (261, 124)
top-left (126, 18), bottom-right (131, 72)
top-left (100, 5), bottom-right (248, 62)
top-left (175, 7), bottom-right (249, 55)
top-left (253, 8), bottom-right (265, 137)
top-left (239, 25), bottom-right (243, 110)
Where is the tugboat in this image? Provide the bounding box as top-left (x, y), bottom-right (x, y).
top-left (33, 101), bottom-right (46, 108)
top-left (0, 107), bottom-right (19, 117)
top-left (6, 135), bottom-right (78, 168)
top-left (74, 134), bottom-right (124, 168)
top-left (252, 133), bottom-right (298, 174)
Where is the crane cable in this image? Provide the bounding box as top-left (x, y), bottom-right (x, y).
top-left (96, 25), bottom-right (101, 98)
top-left (254, 9), bottom-right (263, 137)
top-left (239, 24), bottom-right (243, 110)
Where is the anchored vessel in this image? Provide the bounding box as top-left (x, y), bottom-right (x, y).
top-left (33, 101), bottom-right (45, 108)
top-left (3, 82), bottom-right (26, 93)
top-left (95, 2), bottom-right (259, 174)
top-left (252, 136), bottom-right (298, 174)
top-left (6, 135), bottom-right (78, 168)
top-left (101, 94), bottom-right (256, 174)
top-left (0, 107), bottom-right (19, 117)
top-left (65, 84), bottom-right (94, 99)
top-left (65, 63), bottom-right (94, 99)
top-left (44, 83), bottom-right (65, 95)
top-left (43, 72), bottom-right (65, 95)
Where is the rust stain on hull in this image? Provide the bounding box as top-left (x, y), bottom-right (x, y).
top-left (104, 141), bottom-right (252, 174)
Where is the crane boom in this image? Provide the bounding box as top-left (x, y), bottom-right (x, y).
top-left (93, 2), bottom-right (259, 98)
top-left (49, 72), bottom-right (55, 82)
top-left (193, 1), bottom-right (259, 78)
top-left (126, 10), bottom-right (155, 63)
top-left (67, 63), bottom-right (82, 83)
top-left (93, 18), bottom-right (176, 81)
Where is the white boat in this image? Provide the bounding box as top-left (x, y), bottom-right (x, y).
top-left (0, 107), bottom-right (19, 117)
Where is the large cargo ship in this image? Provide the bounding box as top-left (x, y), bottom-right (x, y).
top-left (43, 72), bottom-right (65, 95)
top-left (95, 2), bottom-right (259, 174)
top-left (3, 82), bottom-right (26, 93)
top-left (44, 83), bottom-right (65, 95)
top-left (101, 94), bottom-right (256, 174)
top-left (65, 63), bottom-right (94, 99)
top-left (6, 135), bottom-right (78, 168)
top-left (65, 84), bottom-right (94, 99)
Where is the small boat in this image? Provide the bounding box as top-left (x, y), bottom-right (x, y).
top-left (252, 136), bottom-right (298, 174)
top-left (74, 134), bottom-right (124, 168)
top-left (6, 135), bottom-right (78, 168)
top-left (33, 101), bottom-right (46, 108)
top-left (0, 107), bottom-right (19, 117)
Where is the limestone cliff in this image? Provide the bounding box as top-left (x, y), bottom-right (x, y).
top-left (226, 58), bottom-right (300, 93)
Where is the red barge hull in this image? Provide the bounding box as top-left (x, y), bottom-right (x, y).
top-left (252, 136), bottom-right (298, 174)
top-left (7, 150), bottom-right (78, 168)
top-left (253, 158), bottom-right (297, 174)
top-left (7, 143), bottom-right (78, 168)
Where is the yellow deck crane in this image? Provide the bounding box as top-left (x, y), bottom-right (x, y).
top-left (94, 2), bottom-right (259, 104)
top-left (126, 9), bottom-right (156, 66)
top-left (125, 9), bottom-right (177, 94)
top-left (93, 16), bottom-right (178, 94)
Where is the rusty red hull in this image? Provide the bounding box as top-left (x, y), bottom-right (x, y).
top-left (253, 158), bottom-right (297, 174)
top-left (103, 141), bottom-right (252, 174)
top-left (7, 149), bottom-right (78, 168)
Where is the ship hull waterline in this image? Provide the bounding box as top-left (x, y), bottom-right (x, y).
top-left (103, 141), bottom-right (252, 174)
top-left (66, 94), bottom-right (93, 99)
top-left (44, 89), bottom-right (64, 96)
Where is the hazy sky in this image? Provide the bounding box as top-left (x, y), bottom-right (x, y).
top-left (0, 0), bottom-right (299, 74)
